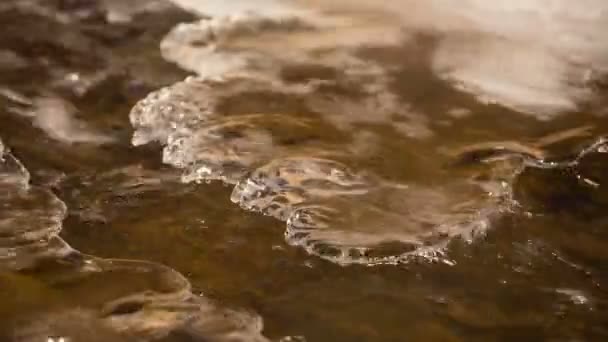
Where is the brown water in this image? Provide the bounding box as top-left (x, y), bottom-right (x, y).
top-left (1, 0), bottom-right (607, 341)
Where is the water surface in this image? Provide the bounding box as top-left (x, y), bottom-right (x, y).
top-left (1, 0), bottom-right (607, 341)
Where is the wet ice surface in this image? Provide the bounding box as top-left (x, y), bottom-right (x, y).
top-left (129, 0), bottom-right (608, 264)
top-left (0, 1), bottom-right (270, 341)
top-left (0, 138), bottom-right (71, 270)
top-left (131, 75), bottom-right (520, 264)
top-left (2, 0), bottom-right (608, 341)
top-left (0, 138), bottom-right (269, 341)
top-left (163, 0), bottom-right (607, 116)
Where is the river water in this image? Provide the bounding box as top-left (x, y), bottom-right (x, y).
top-left (0, 0), bottom-right (607, 341)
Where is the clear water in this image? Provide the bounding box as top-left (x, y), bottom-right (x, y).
top-left (1, 0), bottom-right (607, 341)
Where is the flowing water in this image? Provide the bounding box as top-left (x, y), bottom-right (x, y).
top-left (1, 0), bottom-right (607, 341)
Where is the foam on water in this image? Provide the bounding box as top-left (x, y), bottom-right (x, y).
top-left (0, 137), bottom-right (269, 341)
